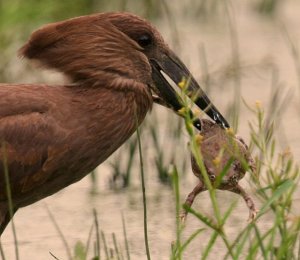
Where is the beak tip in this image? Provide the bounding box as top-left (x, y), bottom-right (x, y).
top-left (151, 55), bottom-right (230, 129)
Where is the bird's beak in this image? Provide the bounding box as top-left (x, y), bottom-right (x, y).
top-left (150, 52), bottom-right (230, 129)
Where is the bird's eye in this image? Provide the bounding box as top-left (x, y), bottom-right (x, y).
top-left (137, 34), bottom-right (152, 48)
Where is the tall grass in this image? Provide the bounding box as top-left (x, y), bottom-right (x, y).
top-left (1, 144), bottom-right (19, 260)
top-left (109, 135), bottom-right (138, 189)
top-left (136, 112), bottom-right (151, 260)
top-left (1, 0), bottom-right (300, 259)
top-left (45, 208), bottom-right (132, 259)
top-left (168, 79), bottom-right (300, 259)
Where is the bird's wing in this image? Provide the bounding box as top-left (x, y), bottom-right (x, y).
top-left (0, 84), bottom-right (68, 200)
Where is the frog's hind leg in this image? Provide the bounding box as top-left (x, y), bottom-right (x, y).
top-left (180, 182), bottom-right (206, 223)
top-left (229, 184), bottom-right (257, 221)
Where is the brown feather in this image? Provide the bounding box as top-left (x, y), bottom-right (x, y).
top-left (0, 82), bottom-right (151, 207)
top-left (0, 12), bottom-right (174, 234)
top-left (19, 13), bottom-right (152, 86)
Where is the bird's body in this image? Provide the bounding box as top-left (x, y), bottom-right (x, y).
top-left (0, 82), bottom-right (151, 231)
top-left (0, 82), bottom-right (151, 204)
top-left (0, 12), bottom-right (228, 234)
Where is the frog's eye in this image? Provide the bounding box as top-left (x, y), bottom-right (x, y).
top-left (209, 174), bottom-right (216, 182)
top-left (230, 174), bottom-right (238, 185)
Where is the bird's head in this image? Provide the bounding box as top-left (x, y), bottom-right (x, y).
top-left (20, 12), bottom-right (229, 129)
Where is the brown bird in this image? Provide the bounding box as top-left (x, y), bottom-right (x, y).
top-left (0, 12), bottom-right (229, 235)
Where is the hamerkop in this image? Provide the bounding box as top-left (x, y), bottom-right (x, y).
top-left (0, 12), bottom-right (229, 234)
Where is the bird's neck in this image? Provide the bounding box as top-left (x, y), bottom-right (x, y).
top-left (60, 82), bottom-right (153, 174)
top-left (68, 80), bottom-right (153, 134)
top-left (73, 76), bottom-right (153, 123)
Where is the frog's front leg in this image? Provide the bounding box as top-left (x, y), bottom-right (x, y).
top-left (229, 184), bottom-right (257, 221)
top-left (180, 181), bottom-right (206, 223)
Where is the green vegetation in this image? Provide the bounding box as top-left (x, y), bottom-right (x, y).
top-left (169, 83), bottom-right (300, 259)
top-left (1, 0), bottom-right (299, 259)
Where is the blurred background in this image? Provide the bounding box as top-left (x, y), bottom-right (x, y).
top-left (1, 0), bottom-right (300, 259)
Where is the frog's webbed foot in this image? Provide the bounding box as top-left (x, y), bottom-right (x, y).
top-left (180, 182), bottom-right (206, 224)
top-left (229, 184), bottom-right (257, 222)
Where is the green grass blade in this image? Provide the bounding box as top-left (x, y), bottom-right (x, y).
top-left (121, 212), bottom-right (131, 260)
top-left (252, 223), bottom-right (267, 258)
top-left (214, 158), bottom-right (234, 188)
top-left (171, 165), bottom-right (182, 260)
top-left (93, 209), bottom-right (101, 259)
top-left (178, 228), bottom-right (204, 258)
top-left (2, 143), bottom-right (19, 260)
top-left (46, 205), bottom-right (72, 260)
top-left (100, 231), bottom-right (109, 260)
top-left (202, 231), bottom-right (218, 260)
top-left (0, 239), bottom-right (6, 260)
top-left (84, 223), bottom-right (94, 260)
top-left (183, 205), bottom-right (219, 231)
top-left (257, 179), bottom-right (294, 218)
top-left (136, 122), bottom-right (151, 260)
top-left (112, 233), bottom-right (121, 260)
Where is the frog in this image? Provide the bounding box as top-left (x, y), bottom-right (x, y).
top-left (181, 119), bottom-right (257, 222)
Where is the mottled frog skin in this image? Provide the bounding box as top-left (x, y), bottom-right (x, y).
top-left (181, 119), bottom-right (257, 222)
